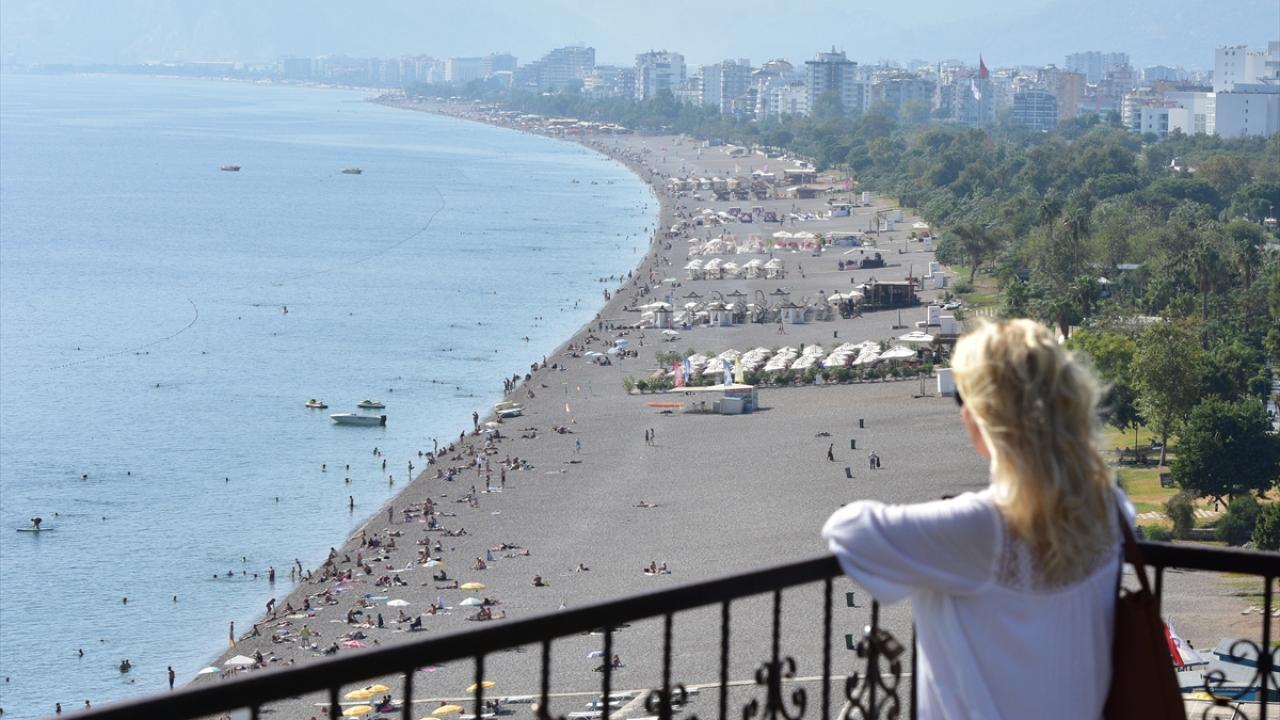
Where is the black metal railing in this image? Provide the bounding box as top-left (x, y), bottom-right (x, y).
top-left (77, 543), bottom-right (1276, 720)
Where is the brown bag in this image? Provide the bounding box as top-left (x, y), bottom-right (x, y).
top-left (1103, 508), bottom-right (1187, 719)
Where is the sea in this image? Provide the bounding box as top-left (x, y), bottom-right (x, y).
top-left (0, 73), bottom-right (656, 716)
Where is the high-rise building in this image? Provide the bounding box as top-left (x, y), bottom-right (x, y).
top-left (635, 51), bottom-right (686, 100)
top-left (870, 74), bottom-right (936, 119)
top-left (1065, 51), bottom-right (1130, 84)
top-left (804, 49), bottom-right (864, 116)
top-left (1011, 89), bottom-right (1058, 132)
top-left (753, 59), bottom-right (799, 118)
top-left (584, 65), bottom-right (635, 99)
top-left (1215, 43), bottom-right (1279, 92)
top-left (701, 59), bottom-right (753, 114)
top-left (520, 45), bottom-right (595, 92)
top-left (445, 57), bottom-right (489, 85)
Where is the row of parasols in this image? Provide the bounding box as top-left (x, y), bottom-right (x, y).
top-left (669, 335), bottom-right (935, 380)
top-left (684, 257), bottom-right (784, 280)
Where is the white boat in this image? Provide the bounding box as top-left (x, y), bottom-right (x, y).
top-left (305, 399), bottom-right (328, 409)
top-left (330, 414), bottom-right (386, 426)
top-left (357, 400), bottom-right (385, 409)
top-left (494, 401), bottom-right (523, 418)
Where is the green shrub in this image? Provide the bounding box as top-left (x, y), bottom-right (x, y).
top-left (635, 379), bottom-right (649, 394)
top-left (622, 376), bottom-right (636, 393)
top-left (952, 280), bottom-right (974, 294)
top-left (1143, 525), bottom-right (1174, 542)
top-left (1217, 494), bottom-right (1261, 546)
top-left (1252, 503), bottom-right (1280, 551)
top-left (1164, 492), bottom-right (1196, 539)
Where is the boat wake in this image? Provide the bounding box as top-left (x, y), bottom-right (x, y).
top-left (49, 298), bottom-right (200, 370)
top-left (273, 184), bottom-right (447, 285)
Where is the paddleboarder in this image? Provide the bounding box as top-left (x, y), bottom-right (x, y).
top-left (30, 516), bottom-right (42, 530)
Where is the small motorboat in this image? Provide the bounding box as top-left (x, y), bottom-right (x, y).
top-left (331, 414), bottom-right (386, 426)
top-left (305, 399), bottom-right (328, 409)
top-left (494, 401), bottom-right (524, 418)
top-left (341, 167), bottom-right (363, 175)
top-left (220, 165), bottom-right (241, 172)
top-left (357, 400), bottom-right (385, 409)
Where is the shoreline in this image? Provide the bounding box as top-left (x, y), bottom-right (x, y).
top-left (192, 97), bottom-right (1256, 719)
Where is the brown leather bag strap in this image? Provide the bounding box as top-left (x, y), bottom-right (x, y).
top-left (1115, 503), bottom-right (1153, 595)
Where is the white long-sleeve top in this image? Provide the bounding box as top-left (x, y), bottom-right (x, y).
top-left (821, 487), bottom-right (1133, 720)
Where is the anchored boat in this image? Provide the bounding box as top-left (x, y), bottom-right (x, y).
top-left (331, 414), bottom-right (386, 426)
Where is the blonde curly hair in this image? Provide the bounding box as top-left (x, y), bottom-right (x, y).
top-left (952, 318), bottom-right (1115, 588)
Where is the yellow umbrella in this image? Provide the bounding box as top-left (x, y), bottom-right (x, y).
top-left (466, 680), bottom-right (496, 692)
top-left (343, 706), bottom-right (374, 717)
top-left (365, 683), bottom-right (391, 693)
top-left (344, 689), bottom-right (376, 701)
top-left (460, 582), bottom-right (486, 591)
top-left (432, 704), bottom-right (465, 716)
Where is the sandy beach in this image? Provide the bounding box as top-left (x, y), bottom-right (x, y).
top-left (194, 99), bottom-right (1262, 718)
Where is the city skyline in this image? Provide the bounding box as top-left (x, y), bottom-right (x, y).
top-left (2, 0), bottom-right (1278, 71)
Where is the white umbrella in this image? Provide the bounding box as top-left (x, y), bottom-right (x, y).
top-left (898, 331), bottom-right (935, 345)
top-left (661, 329), bottom-right (680, 337)
top-left (387, 599), bottom-right (411, 607)
top-left (772, 231), bottom-right (794, 239)
top-left (225, 655), bottom-right (256, 667)
top-left (459, 597), bottom-right (484, 607)
top-left (880, 346), bottom-right (917, 361)
top-left (196, 666), bottom-right (219, 675)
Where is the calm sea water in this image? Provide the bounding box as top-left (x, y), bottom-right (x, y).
top-left (0, 74), bottom-right (655, 715)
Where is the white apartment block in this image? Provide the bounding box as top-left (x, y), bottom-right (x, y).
top-left (1214, 86), bottom-right (1280, 138)
top-left (804, 50), bottom-right (866, 115)
top-left (1214, 43), bottom-right (1278, 92)
top-left (635, 51), bottom-right (687, 101)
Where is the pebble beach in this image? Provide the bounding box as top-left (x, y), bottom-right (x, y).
top-left (192, 99), bottom-right (1263, 719)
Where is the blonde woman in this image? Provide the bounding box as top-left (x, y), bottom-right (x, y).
top-left (823, 319), bottom-right (1132, 719)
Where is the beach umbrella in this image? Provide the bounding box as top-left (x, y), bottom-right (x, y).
top-left (345, 688), bottom-right (377, 701)
top-left (460, 582), bottom-right (486, 590)
top-left (423, 559), bottom-right (442, 567)
top-left (898, 331), bottom-right (935, 345)
top-left (341, 639), bottom-right (367, 649)
top-left (364, 683), bottom-right (391, 692)
top-left (662, 329), bottom-right (680, 336)
top-left (387, 599), bottom-right (411, 607)
top-left (466, 680), bottom-right (497, 692)
top-left (459, 597), bottom-right (484, 607)
top-left (587, 650), bottom-right (605, 658)
top-left (224, 655), bottom-right (256, 667)
top-left (196, 666), bottom-right (219, 675)
top-left (433, 705), bottom-right (465, 716)
top-left (343, 706), bottom-right (374, 717)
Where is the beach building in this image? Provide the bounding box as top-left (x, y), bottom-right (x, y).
top-left (445, 57), bottom-right (490, 85)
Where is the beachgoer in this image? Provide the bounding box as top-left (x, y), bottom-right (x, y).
top-left (822, 319), bottom-right (1131, 719)
top-left (168, 665), bottom-right (175, 690)
top-left (827, 444), bottom-right (835, 462)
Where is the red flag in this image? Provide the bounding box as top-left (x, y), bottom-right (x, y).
top-left (978, 55), bottom-right (989, 80)
top-left (1163, 623), bottom-right (1184, 667)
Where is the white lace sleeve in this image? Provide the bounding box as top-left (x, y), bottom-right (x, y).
top-left (821, 491), bottom-right (1002, 604)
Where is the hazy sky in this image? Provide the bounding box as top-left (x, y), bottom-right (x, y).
top-left (2, 0), bottom-right (1277, 70)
